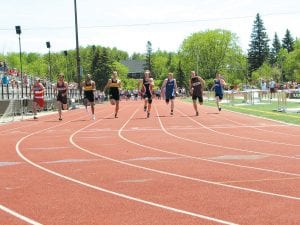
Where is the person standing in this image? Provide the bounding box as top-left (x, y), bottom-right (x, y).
top-left (82, 74), bottom-right (96, 120)
top-left (54, 73), bottom-right (68, 121)
top-left (32, 77), bottom-right (45, 119)
top-left (189, 71), bottom-right (205, 116)
top-left (138, 70), bottom-right (154, 118)
top-left (104, 71), bottom-right (121, 118)
top-left (269, 78), bottom-right (276, 99)
top-left (211, 73), bottom-right (226, 112)
top-left (161, 72), bottom-right (177, 115)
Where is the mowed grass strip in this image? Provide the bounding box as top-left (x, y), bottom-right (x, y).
top-left (184, 98), bottom-right (300, 125)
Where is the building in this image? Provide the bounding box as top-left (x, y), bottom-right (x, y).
top-left (121, 60), bottom-right (146, 79)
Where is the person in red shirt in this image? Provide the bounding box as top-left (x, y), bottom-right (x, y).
top-left (32, 77), bottom-right (45, 119)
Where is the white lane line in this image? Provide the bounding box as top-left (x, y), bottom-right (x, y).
top-left (15, 112), bottom-right (238, 225)
top-left (117, 105), bottom-right (300, 178)
top-left (159, 107), bottom-right (299, 160)
top-left (114, 108), bottom-right (300, 200)
top-left (0, 204), bottom-right (42, 225)
top-left (179, 102), bottom-right (300, 149)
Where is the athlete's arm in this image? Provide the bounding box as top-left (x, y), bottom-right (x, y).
top-left (160, 79), bottom-right (167, 92)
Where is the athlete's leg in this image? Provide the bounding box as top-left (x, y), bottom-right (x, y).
top-left (193, 100), bottom-right (198, 116)
top-left (170, 98), bottom-right (174, 115)
top-left (215, 96), bottom-right (221, 111)
top-left (57, 101), bottom-right (62, 120)
top-left (115, 100), bottom-right (119, 118)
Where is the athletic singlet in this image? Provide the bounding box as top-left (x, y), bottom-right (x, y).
top-left (84, 81), bottom-right (93, 92)
top-left (165, 79), bottom-right (175, 98)
top-left (191, 77), bottom-right (202, 96)
top-left (33, 84), bottom-right (44, 99)
top-left (57, 82), bottom-right (67, 96)
top-left (142, 78), bottom-right (152, 94)
top-left (214, 79), bottom-right (223, 94)
top-left (109, 79), bottom-right (120, 95)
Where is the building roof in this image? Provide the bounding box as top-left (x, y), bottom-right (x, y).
top-left (121, 60), bottom-right (146, 73)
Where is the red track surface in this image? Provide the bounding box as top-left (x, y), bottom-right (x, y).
top-left (1, 100), bottom-right (299, 225)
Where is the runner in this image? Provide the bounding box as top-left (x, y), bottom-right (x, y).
top-left (211, 73), bottom-right (226, 112)
top-left (161, 72), bottom-right (177, 115)
top-left (32, 77), bottom-right (45, 119)
top-left (82, 74), bottom-right (96, 120)
top-left (54, 73), bottom-right (68, 121)
top-left (104, 71), bottom-right (121, 118)
top-left (138, 70), bottom-right (154, 118)
top-left (189, 71), bottom-right (205, 116)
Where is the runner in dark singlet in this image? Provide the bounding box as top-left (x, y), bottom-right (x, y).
top-left (161, 72), bottom-right (177, 115)
top-left (55, 73), bottom-right (68, 121)
top-left (189, 71), bottom-right (205, 116)
top-left (82, 74), bottom-right (96, 120)
top-left (211, 73), bottom-right (226, 112)
top-left (104, 71), bottom-right (121, 118)
top-left (138, 70), bottom-right (154, 118)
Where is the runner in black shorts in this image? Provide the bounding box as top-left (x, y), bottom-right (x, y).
top-left (189, 71), bottom-right (205, 116)
top-left (55, 73), bottom-right (68, 120)
top-left (82, 74), bottom-right (96, 120)
top-left (138, 70), bottom-right (154, 118)
top-left (104, 71), bottom-right (121, 118)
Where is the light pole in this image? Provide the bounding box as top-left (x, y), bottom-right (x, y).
top-left (63, 50), bottom-right (69, 82)
top-left (74, 0), bottom-right (81, 96)
top-left (46, 41), bottom-right (51, 82)
top-left (15, 25), bottom-right (23, 98)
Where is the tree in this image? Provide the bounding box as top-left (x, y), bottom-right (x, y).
top-left (180, 29), bottom-right (244, 83)
top-left (175, 60), bottom-right (187, 89)
top-left (145, 41), bottom-right (153, 74)
top-left (247, 13), bottom-right (270, 76)
top-left (282, 29), bottom-right (294, 53)
top-left (91, 47), bottom-right (112, 90)
top-left (269, 33), bottom-right (281, 65)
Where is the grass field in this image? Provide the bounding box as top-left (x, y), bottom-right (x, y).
top-left (184, 97), bottom-right (300, 125)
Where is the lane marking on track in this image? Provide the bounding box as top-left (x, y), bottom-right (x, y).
top-left (0, 204), bottom-right (42, 225)
top-left (16, 111), bottom-right (238, 225)
top-left (182, 109), bottom-right (300, 150)
top-left (220, 176), bottom-right (300, 184)
top-left (160, 107), bottom-right (300, 159)
top-left (114, 107), bottom-right (300, 200)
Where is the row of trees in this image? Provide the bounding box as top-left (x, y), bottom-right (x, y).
top-left (1, 13), bottom-right (299, 91)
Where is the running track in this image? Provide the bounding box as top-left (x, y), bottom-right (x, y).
top-left (0, 100), bottom-right (299, 225)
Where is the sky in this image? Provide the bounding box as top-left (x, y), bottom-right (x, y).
top-left (0, 0), bottom-right (299, 56)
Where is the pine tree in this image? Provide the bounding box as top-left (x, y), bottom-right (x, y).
top-left (270, 33), bottom-right (281, 65)
top-left (175, 60), bottom-right (187, 89)
top-left (145, 41), bottom-right (153, 74)
top-left (282, 29), bottom-right (294, 52)
top-left (247, 13), bottom-right (270, 76)
top-left (91, 47), bottom-right (112, 90)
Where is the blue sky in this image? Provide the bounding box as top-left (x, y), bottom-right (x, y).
top-left (1, 0), bottom-right (299, 55)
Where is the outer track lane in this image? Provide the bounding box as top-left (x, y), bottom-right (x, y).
top-left (13, 102), bottom-right (238, 225)
top-left (1, 100), bottom-right (299, 225)
top-left (71, 102), bottom-right (298, 225)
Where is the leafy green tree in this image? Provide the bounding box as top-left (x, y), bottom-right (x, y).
top-left (282, 40), bottom-right (300, 81)
top-left (248, 13), bottom-right (270, 76)
top-left (270, 33), bottom-right (281, 65)
top-left (282, 29), bottom-right (294, 53)
top-left (180, 29), bottom-right (244, 82)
